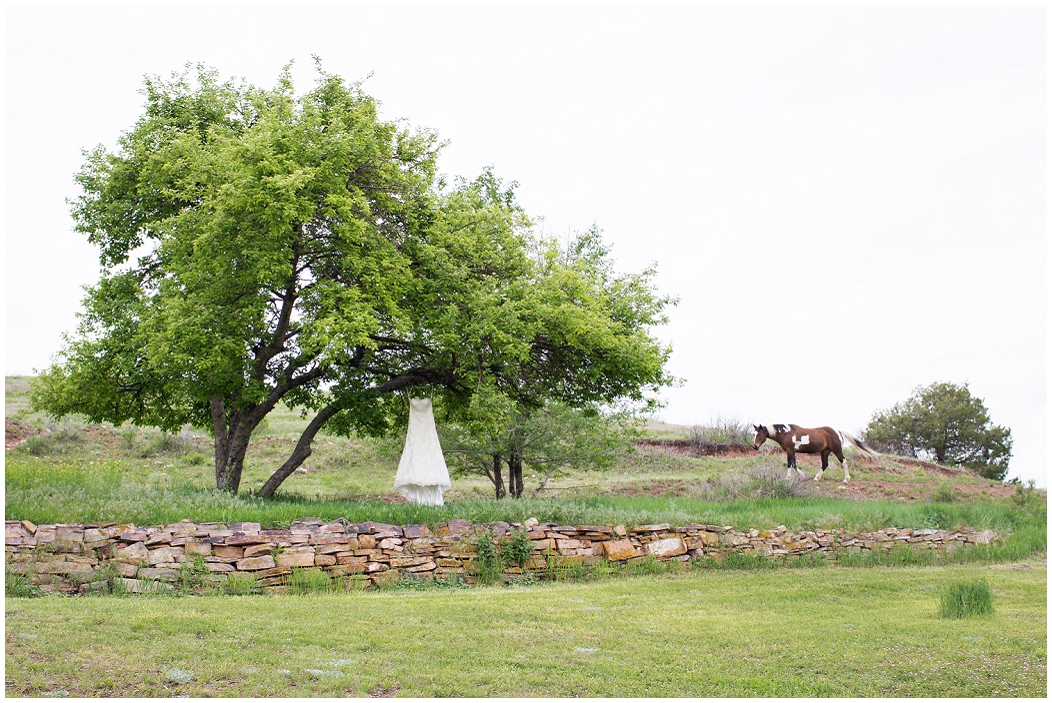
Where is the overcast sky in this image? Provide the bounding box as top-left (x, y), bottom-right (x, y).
top-left (4, 5), bottom-right (1047, 485)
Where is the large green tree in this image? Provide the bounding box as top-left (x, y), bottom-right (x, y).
top-left (864, 381), bottom-right (1012, 480)
top-left (33, 64), bottom-right (673, 497)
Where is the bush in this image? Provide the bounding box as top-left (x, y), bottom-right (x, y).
top-left (930, 483), bottom-right (956, 503)
top-left (501, 529), bottom-right (534, 568)
top-left (939, 579), bottom-right (994, 618)
top-left (472, 534), bottom-right (503, 585)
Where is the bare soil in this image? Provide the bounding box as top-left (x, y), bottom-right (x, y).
top-left (5, 419), bottom-right (36, 450)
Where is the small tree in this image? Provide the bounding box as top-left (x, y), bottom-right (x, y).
top-left (442, 400), bottom-right (635, 499)
top-left (865, 382), bottom-right (1012, 480)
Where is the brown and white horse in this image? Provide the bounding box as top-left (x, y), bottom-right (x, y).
top-left (752, 424), bottom-right (879, 483)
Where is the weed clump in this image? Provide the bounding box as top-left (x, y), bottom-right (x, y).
top-left (5, 568), bottom-right (42, 598)
top-left (939, 579), bottom-right (994, 619)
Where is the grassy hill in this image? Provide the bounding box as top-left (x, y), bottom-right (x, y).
top-left (5, 376), bottom-right (1042, 542)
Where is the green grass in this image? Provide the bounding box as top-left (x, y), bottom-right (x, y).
top-left (6, 454), bottom-right (1045, 561)
top-left (939, 579), bottom-right (995, 619)
top-left (4, 564), bottom-right (1045, 697)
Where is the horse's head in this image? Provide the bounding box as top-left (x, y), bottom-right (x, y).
top-left (752, 424), bottom-right (769, 450)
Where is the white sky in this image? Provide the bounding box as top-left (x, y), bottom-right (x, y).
top-left (4, 5), bottom-right (1047, 486)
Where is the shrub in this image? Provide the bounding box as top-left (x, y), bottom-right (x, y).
top-left (939, 579), bottom-right (994, 618)
top-left (501, 529), bottom-right (534, 568)
top-left (472, 534), bottom-right (503, 585)
top-left (930, 483), bottom-right (956, 503)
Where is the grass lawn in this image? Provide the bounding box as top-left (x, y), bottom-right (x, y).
top-left (5, 563), bottom-right (1045, 697)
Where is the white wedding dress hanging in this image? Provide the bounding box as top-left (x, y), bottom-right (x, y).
top-left (393, 398), bottom-right (452, 506)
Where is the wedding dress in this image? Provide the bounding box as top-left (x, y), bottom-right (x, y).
top-left (393, 398), bottom-right (451, 506)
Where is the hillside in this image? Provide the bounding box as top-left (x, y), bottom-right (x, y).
top-left (5, 376), bottom-right (1019, 506)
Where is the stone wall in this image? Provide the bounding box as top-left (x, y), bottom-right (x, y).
top-left (4, 518), bottom-right (996, 595)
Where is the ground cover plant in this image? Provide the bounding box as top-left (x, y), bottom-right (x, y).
top-left (4, 564), bottom-right (1044, 697)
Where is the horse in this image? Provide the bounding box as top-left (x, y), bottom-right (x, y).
top-left (752, 424), bottom-right (879, 483)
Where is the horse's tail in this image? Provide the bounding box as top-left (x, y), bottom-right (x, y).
top-left (839, 431), bottom-right (880, 460)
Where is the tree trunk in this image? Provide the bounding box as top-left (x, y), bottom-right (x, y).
top-left (491, 453), bottom-right (506, 499)
top-left (509, 449), bottom-right (524, 498)
top-left (211, 397), bottom-right (257, 493)
top-left (257, 402), bottom-right (343, 498)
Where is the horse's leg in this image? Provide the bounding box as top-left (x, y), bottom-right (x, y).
top-left (814, 450), bottom-right (830, 481)
top-left (786, 450), bottom-right (796, 479)
top-left (836, 448), bottom-right (849, 483)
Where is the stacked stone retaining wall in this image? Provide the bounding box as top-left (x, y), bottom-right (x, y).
top-left (5, 519), bottom-right (996, 595)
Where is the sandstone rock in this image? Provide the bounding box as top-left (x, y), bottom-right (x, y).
top-left (601, 539), bottom-right (639, 561)
top-left (274, 550), bottom-right (315, 568)
top-left (310, 533), bottom-right (353, 546)
top-left (445, 519), bottom-right (471, 536)
top-left (329, 562), bottom-right (368, 576)
top-left (974, 529), bottom-right (996, 545)
top-left (228, 522), bottom-right (261, 533)
top-left (184, 541), bottom-right (213, 556)
top-left (358, 535), bottom-right (377, 549)
top-left (206, 562), bottom-right (235, 573)
top-left (213, 545), bottom-right (245, 559)
top-left (36, 560), bottom-right (94, 575)
top-left (646, 537), bottom-right (686, 558)
top-left (226, 534), bottom-right (268, 546)
top-left (632, 523), bottom-right (671, 534)
top-left (405, 560), bottom-right (436, 573)
top-left (137, 567), bottom-right (181, 582)
top-left (243, 543), bottom-right (276, 558)
top-left (556, 538), bottom-right (582, 551)
top-left (402, 524), bottom-right (433, 539)
top-left (236, 555), bottom-right (276, 571)
top-left (119, 526), bottom-right (148, 543)
top-left (251, 566), bottom-right (291, 580)
top-left (113, 562), bottom-right (138, 577)
top-left (56, 525), bottom-right (84, 542)
top-left (116, 541), bottom-right (149, 563)
top-left (524, 517), bottom-right (539, 529)
top-left (147, 547), bottom-right (182, 565)
top-left (314, 554), bottom-right (337, 566)
top-left (378, 537), bottom-right (403, 550)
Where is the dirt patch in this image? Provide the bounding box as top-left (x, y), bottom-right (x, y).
top-left (634, 438), bottom-right (757, 457)
top-left (5, 419), bottom-right (37, 450)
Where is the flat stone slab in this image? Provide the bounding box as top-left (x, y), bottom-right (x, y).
top-left (645, 537), bottom-right (686, 558)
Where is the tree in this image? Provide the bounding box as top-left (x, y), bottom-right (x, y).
top-left (32, 63), bottom-right (674, 497)
top-left (441, 400), bottom-right (637, 499)
top-left (864, 382), bottom-right (1012, 480)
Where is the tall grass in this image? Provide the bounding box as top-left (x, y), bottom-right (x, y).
top-left (939, 580), bottom-right (994, 618)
